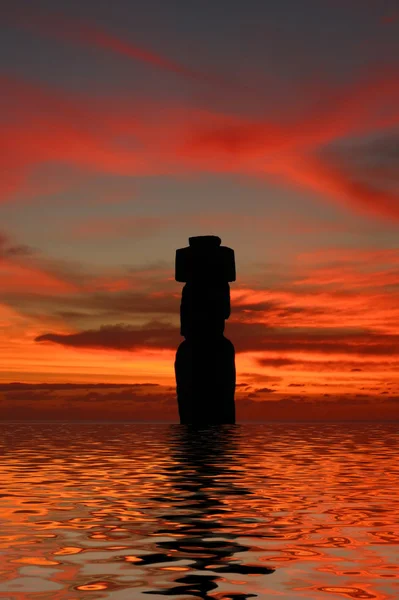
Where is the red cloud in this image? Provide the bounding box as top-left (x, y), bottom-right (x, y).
top-left (180, 70), bottom-right (399, 219)
top-left (1, 67), bottom-right (399, 219)
top-left (277, 153), bottom-right (399, 220)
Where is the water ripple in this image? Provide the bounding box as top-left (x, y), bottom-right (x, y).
top-left (0, 422), bottom-right (398, 599)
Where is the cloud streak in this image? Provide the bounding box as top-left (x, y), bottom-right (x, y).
top-left (36, 322), bottom-right (180, 351)
top-left (1, 67), bottom-right (398, 219)
top-left (35, 319), bottom-right (399, 359)
top-left (8, 8), bottom-right (229, 86)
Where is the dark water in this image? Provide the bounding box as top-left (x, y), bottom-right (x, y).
top-left (0, 423), bottom-right (398, 600)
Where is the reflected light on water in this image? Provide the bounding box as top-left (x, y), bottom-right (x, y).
top-left (0, 422), bottom-right (398, 599)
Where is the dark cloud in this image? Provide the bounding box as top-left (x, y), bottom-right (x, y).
top-left (35, 318), bottom-right (399, 358)
top-left (6, 287), bottom-right (178, 324)
top-left (254, 358), bottom-right (297, 367)
top-left (360, 134), bottom-right (399, 166)
top-left (0, 382), bottom-right (159, 391)
top-left (1, 380), bottom-right (397, 421)
top-left (241, 373), bottom-right (283, 383)
top-left (36, 321), bottom-right (180, 351)
top-left (257, 357), bottom-right (399, 372)
top-left (240, 302), bottom-right (307, 316)
top-left (325, 132), bottom-right (399, 190)
top-left (229, 322), bottom-right (399, 356)
top-left (0, 383), bottom-right (178, 421)
top-left (0, 232), bottom-right (35, 258)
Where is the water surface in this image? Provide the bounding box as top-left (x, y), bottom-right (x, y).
top-left (0, 423), bottom-right (398, 599)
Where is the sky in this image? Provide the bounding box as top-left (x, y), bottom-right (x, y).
top-left (1, 0), bottom-right (398, 421)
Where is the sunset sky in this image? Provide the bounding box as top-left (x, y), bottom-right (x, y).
top-left (1, 0), bottom-right (398, 421)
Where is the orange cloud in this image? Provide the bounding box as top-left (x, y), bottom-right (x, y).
top-left (2, 251), bottom-right (398, 414)
top-left (1, 230), bottom-right (396, 389)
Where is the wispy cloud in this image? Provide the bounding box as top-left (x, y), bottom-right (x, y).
top-left (7, 7), bottom-right (229, 86)
top-left (1, 67), bottom-right (398, 218)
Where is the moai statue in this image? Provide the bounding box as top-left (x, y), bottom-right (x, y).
top-left (174, 235), bottom-right (236, 424)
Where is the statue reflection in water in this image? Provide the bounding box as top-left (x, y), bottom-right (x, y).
top-left (139, 425), bottom-right (274, 598)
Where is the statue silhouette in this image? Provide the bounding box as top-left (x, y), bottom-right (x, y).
top-left (174, 236), bottom-right (236, 424)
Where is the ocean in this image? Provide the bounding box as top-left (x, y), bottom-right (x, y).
top-left (0, 422), bottom-right (398, 599)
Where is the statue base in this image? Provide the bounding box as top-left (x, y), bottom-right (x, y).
top-left (175, 336), bottom-right (236, 424)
